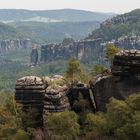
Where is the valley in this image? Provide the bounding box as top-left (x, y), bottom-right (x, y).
top-left (0, 7), bottom-right (140, 140)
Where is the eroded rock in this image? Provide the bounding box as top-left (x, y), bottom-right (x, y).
top-left (0, 39), bottom-right (31, 53)
top-left (44, 75), bottom-right (70, 112)
top-left (15, 76), bottom-right (45, 127)
top-left (90, 50), bottom-right (140, 112)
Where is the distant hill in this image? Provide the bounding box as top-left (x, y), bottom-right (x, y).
top-left (0, 9), bottom-right (115, 43)
top-left (0, 9), bottom-right (115, 23)
top-left (87, 9), bottom-right (140, 41)
top-left (10, 21), bottom-right (100, 43)
top-left (0, 22), bottom-right (26, 40)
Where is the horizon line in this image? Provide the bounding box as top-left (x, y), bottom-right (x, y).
top-left (0, 7), bottom-right (132, 14)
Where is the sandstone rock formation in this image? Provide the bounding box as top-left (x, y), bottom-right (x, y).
top-left (113, 36), bottom-right (140, 50)
top-left (44, 75), bottom-right (70, 112)
top-left (0, 39), bottom-right (31, 53)
top-left (67, 82), bottom-right (95, 113)
top-left (15, 75), bottom-right (95, 115)
top-left (31, 48), bottom-right (38, 66)
top-left (102, 9), bottom-right (140, 26)
top-left (39, 39), bottom-right (104, 64)
top-left (90, 50), bottom-right (140, 112)
top-left (112, 49), bottom-right (140, 76)
top-left (31, 36), bottom-right (140, 66)
top-left (15, 76), bottom-right (46, 127)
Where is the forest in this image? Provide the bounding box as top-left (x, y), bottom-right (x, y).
top-left (1, 91), bottom-right (140, 140)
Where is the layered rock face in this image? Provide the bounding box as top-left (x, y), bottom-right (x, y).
top-left (112, 50), bottom-right (140, 76)
top-left (31, 36), bottom-right (140, 66)
top-left (30, 48), bottom-right (38, 66)
top-left (67, 82), bottom-right (95, 113)
top-left (90, 50), bottom-right (140, 112)
top-left (44, 75), bottom-right (70, 112)
top-left (113, 36), bottom-right (140, 50)
top-left (0, 39), bottom-right (31, 53)
top-left (15, 75), bottom-right (95, 115)
top-left (102, 9), bottom-right (140, 26)
top-left (40, 39), bottom-right (104, 64)
top-left (15, 76), bottom-right (46, 127)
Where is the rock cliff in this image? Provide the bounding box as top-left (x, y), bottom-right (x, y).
top-left (102, 9), bottom-right (140, 26)
top-left (30, 48), bottom-right (38, 66)
top-left (43, 75), bottom-right (70, 112)
top-left (37, 38), bottom-right (110, 66)
top-left (15, 49), bottom-right (140, 126)
top-left (67, 82), bottom-right (95, 113)
top-left (15, 75), bottom-right (96, 127)
top-left (0, 39), bottom-right (31, 53)
top-left (40, 39), bottom-right (104, 65)
top-left (90, 50), bottom-right (140, 112)
top-left (31, 36), bottom-right (140, 66)
top-left (15, 76), bottom-right (46, 127)
top-left (112, 36), bottom-right (140, 50)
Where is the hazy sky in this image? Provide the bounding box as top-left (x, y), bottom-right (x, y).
top-left (0, 0), bottom-right (140, 13)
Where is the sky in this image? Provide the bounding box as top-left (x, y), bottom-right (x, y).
top-left (0, 0), bottom-right (140, 13)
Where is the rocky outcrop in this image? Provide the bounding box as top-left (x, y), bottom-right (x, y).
top-left (90, 50), bottom-right (140, 112)
top-left (15, 76), bottom-right (46, 127)
top-left (102, 9), bottom-right (140, 26)
top-left (112, 36), bottom-right (140, 50)
top-left (44, 75), bottom-right (70, 112)
top-left (31, 36), bottom-right (140, 66)
top-left (0, 39), bottom-right (31, 53)
top-left (31, 48), bottom-right (38, 66)
top-left (67, 82), bottom-right (95, 113)
top-left (112, 49), bottom-right (140, 76)
top-left (40, 39), bottom-right (105, 65)
top-left (15, 75), bottom-right (95, 115)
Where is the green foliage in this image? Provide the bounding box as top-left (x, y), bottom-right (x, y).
top-left (106, 43), bottom-right (119, 61)
top-left (0, 93), bottom-right (43, 140)
top-left (73, 93), bottom-right (91, 113)
top-left (12, 21), bottom-right (100, 43)
top-left (1, 91), bottom-right (140, 140)
top-left (91, 64), bottom-right (105, 76)
top-left (0, 22), bottom-right (27, 40)
top-left (84, 93), bottom-right (140, 140)
top-left (12, 129), bottom-right (30, 140)
top-left (0, 50), bottom-right (67, 92)
top-left (62, 37), bottom-right (75, 45)
top-left (44, 111), bottom-right (80, 140)
top-left (87, 9), bottom-right (140, 41)
top-left (85, 113), bottom-right (107, 137)
top-left (0, 94), bottom-right (30, 140)
top-left (65, 58), bottom-right (88, 85)
top-left (21, 107), bottom-right (41, 129)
